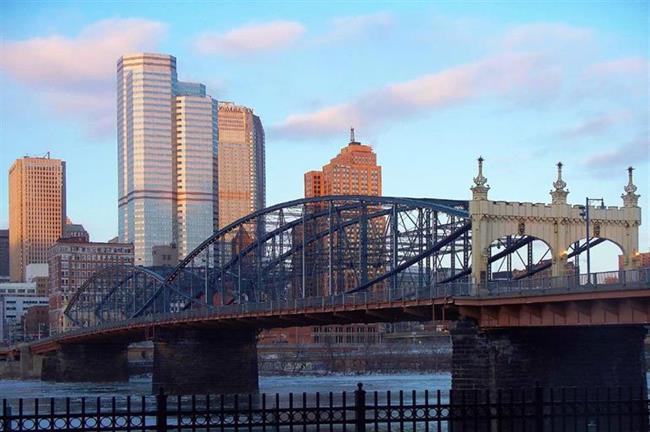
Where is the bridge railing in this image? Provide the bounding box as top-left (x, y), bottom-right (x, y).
top-left (41, 269), bottom-right (649, 342)
top-left (36, 281), bottom-right (476, 343)
top-left (486, 268), bottom-right (650, 296)
top-left (183, 282), bottom-right (474, 317)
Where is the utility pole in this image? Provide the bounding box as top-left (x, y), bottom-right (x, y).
top-left (585, 197), bottom-right (591, 282)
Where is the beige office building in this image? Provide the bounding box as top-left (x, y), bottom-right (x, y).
top-left (173, 95), bottom-right (219, 258)
top-left (8, 156), bottom-right (66, 282)
top-left (217, 102), bottom-right (265, 232)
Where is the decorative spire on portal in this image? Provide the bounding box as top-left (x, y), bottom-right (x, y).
top-left (471, 156), bottom-right (490, 200)
top-left (622, 166), bottom-right (640, 207)
top-left (550, 162), bottom-right (569, 204)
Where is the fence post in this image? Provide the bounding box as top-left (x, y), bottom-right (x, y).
top-left (354, 383), bottom-right (366, 432)
top-left (156, 387), bottom-right (167, 432)
top-left (2, 399), bottom-right (11, 432)
top-left (534, 383), bottom-right (543, 432)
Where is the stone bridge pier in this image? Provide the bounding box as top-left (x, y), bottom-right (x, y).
top-left (41, 341), bottom-right (129, 382)
top-left (451, 320), bottom-right (648, 391)
top-left (152, 327), bottom-right (259, 395)
top-left (450, 319), bottom-right (648, 430)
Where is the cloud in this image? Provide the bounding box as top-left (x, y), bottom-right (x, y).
top-left (0, 18), bottom-right (166, 137)
top-left (1, 19), bottom-right (166, 86)
top-left (317, 12), bottom-right (393, 43)
top-left (583, 134), bottom-right (650, 176)
top-left (195, 21), bottom-right (305, 55)
top-left (587, 57), bottom-right (649, 78)
top-left (500, 22), bottom-right (593, 52)
top-left (559, 111), bottom-right (632, 139)
top-left (577, 57), bottom-right (649, 100)
top-left (271, 52), bottom-right (560, 139)
top-left (271, 21), bottom-right (649, 141)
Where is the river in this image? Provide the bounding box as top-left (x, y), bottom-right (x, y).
top-left (2, 373), bottom-right (649, 399)
top-left (1, 373), bottom-right (452, 399)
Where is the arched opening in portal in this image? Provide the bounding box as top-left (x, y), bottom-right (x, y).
top-left (567, 237), bottom-right (625, 280)
top-left (487, 235), bottom-right (554, 281)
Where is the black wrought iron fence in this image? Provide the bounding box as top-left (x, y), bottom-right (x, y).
top-left (1, 384), bottom-right (648, 431)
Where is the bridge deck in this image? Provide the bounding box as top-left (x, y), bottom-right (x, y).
top-left (30, 269), bottom-right (650, 354)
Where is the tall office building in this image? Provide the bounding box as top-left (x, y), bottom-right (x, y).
top-left (117, 53), bottom-right (218, 265)
top-left (8, 155), bottom-right (66, 281)
top-left (308, 129), bottom-right (383, 344)
top-left (0, 229), bottom-right (9, 282)
top-left (305, 128), bottom-right (381, 197)
top-left (304, 128), bottom-right (382, 293)
top-left (173, 95), bottom-right (219, 258)
top-left (263, 130), bottom-right (382, 345)
top-left (217, 102), bottom-right (265, 231)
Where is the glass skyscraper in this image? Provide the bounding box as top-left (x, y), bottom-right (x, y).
top-left (173, 95), bottom-right (219, 259)
top-left (117, 53), bottom-right (218, 265)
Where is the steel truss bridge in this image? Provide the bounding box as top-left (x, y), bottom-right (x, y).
top-left (63, 195), bottom-right (641, 330)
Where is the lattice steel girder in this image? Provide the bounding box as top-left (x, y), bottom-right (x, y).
top-left (64, 266), bottom-right (168, 326)
top-left (66, 196), bottom-right (470, 326)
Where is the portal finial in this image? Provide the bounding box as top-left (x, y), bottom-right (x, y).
top-left (471, 156), bottom-right (490, 200)
top-left (622, 166), bottom-right (640, 207)
top-left (550, 161), bottom-right (569, 204)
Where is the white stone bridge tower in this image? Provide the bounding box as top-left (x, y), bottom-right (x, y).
top-left (470, 158), bottom-right (642, 284)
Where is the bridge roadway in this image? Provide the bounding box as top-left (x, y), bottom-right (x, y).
top-left (31, 270), bottom-right (650, 353)
top-left (18, 269), bottom-right (650, 397)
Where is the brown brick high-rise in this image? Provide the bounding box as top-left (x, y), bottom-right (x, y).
top-left (262, 129), bottom-right (383, 346)
top-left (9, 155), bottom-right (66, 282)
top-left (304, 128), bottom-right (381, 198)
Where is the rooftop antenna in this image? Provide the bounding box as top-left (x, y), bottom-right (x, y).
top-left (350, 127), bottom-right (355, 143)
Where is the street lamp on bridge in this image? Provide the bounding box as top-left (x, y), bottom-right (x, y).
top-left (579, 197), bottom-right (605, 284)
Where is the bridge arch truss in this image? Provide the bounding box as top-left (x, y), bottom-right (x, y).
top-left (151, 196), bottom-right (471, 318)
top-left (66, 196), bottom-right (471, 325)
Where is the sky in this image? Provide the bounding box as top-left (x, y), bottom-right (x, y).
top-left (0, 1), bottom-right (648, 270)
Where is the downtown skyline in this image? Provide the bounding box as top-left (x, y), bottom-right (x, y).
top-left (0, 1), bottom-right (648, 255)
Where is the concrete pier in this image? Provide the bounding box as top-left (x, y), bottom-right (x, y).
top-left (450, 320), bottom-right (648, 431)
top-left (152, 327), bottom-right (259, 395)
top-left (450, 320), bottom-right (647, 391)
top-left (41, 342), bottom-right (129, 382)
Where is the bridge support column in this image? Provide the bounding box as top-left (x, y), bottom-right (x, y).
top-left (41, 342), bottom-right (129, 382)
top-left (451, 320), bottom-right (647, 429)
top-left (19, 345), bottom-right (43, 379)
top-left (451, 319), bottom-right (647, 390)
top-left (152, 327), bottom-right (258, 395)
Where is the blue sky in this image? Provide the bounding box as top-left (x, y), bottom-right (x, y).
top-left (0, 1), bottom-right (648, 269)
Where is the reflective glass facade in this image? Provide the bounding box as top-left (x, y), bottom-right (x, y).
top-left (173, 96), bottom-right (219, 258)
top-left (118, 53), bottom-right (218, 265)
